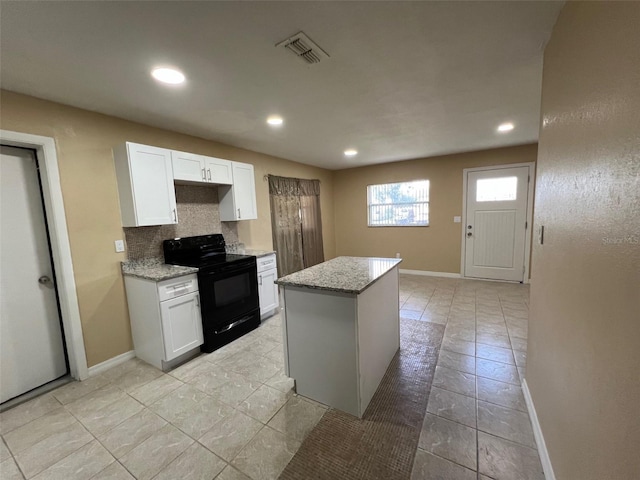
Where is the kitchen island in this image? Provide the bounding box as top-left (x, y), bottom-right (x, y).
top-left (276, 256), bottom-right (402, 417)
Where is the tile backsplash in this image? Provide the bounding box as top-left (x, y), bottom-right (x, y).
top-left (124, 185), bottom-right (238, 260)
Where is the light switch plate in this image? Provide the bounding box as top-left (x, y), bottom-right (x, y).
top-left (453, 216), bottom-right (461, 223)
top-left (115, 240), bottom-right (125, 253)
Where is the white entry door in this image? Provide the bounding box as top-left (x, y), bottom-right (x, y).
top-left (1, 145), bottom-right (67, 403)
top-left (464, 165), bottom-right (532, 282)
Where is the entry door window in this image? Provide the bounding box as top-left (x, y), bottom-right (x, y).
top-left (476, 177), bottom-right (518, 202)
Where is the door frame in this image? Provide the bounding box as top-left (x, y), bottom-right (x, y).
top-left (460, 162), bottom-right (535, 283)
top-left (1, 130), bottom-right (88, 380)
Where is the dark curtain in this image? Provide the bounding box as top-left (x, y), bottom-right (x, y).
top-left (268, 175), bottom-right (324, 276)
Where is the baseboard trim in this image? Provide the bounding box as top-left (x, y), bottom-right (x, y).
top-left (88, 350), bottom-right (136, 377)
top-left (399, 269), bottom-right (461, 278)
top-left (522, 379), bottom-right (556, 480)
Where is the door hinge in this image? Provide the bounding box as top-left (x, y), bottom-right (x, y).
top-left (525, 221), bottom-right (528, 229)
top-left (528, 175), bottom-right (530, 183)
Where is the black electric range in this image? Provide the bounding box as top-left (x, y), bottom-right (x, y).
top-left (163, 234), bottom-right (260, 352)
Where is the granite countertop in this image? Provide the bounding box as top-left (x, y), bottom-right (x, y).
top-left (227, 247), bottom-right (275, 258)
top-left (121, 259), bottom-right (199, 281)
top-left (275, 256), bottom-right (402, 294)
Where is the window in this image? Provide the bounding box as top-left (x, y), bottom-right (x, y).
top-left (476, 176), bottom-right (518, 202)
top-left (367, 180), bottom-right (429, 227)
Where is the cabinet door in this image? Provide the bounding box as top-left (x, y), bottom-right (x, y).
top-left (258, 268), bottom-right (279, 315)
top-left (204, 157), bottom-right (233, 185)
top-left (127, 143), bottom-right (177, 226)
top-left (160, 292), bottom-right (204, 360)
top-left (219, 161), bottom-right (258, 221)
top-left (233, 162), bottom-right (257, 219)
top-left (172, 151), bottom-right (206, 183)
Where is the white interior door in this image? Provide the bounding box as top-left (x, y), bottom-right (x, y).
top-left (464, 165), bottom-right (531, 282)
top-left (1, 145), bottom-right (67, 403)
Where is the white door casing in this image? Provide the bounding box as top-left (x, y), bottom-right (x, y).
top-left (0, 130), bottom-right (88, 381)
top-left (462, 164), bottom-right (534, 282)
top-left (1, 146), bottom-right (68, 402)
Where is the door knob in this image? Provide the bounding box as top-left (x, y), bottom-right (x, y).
top-left (467, 232), bottom-right (472, 237)
top-left (38, 275), bottom-right (53, 286)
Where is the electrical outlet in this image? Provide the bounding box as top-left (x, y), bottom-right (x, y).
top-left (453, 216), bottom-right (461, 223)
top-left (395, 252), bottom-right (401, 258)
top-left (115, 240), bottom-right (125, 253)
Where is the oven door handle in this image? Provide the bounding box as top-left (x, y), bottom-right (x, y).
top-left (203, 261), bottom-right (255, 276)
top-left (214, 314), bottom-right (254, 335)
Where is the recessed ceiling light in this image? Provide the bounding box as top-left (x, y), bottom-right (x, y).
top-left (267, 116), bottom-right (284, 126)
top-left (497, 122), bottom-right (514, 132)
top-left (151, 67), bottom-right (185, 85)
top-left (344, 149), bottom-right (358, 157)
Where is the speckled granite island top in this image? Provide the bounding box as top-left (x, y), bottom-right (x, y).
top-left (275, 256), bottom-right (402, 294)
top-left (121, 259), bottom-right (198, 281)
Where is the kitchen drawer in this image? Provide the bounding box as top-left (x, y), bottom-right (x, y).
top-left (157, 274), bottom-right (198, 302)
top-left (257, 254), bottom-right (277, 273)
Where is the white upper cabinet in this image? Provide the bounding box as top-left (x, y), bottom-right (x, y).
top-left (219, 161), bottom-right (258, 221)
top-left (204, 157), bottom-right (233, 185)
top-left (172, 151), bottom-right (233, 185)
top-left (113, 142), bottom-right (177, 227)
top-left (172, 150), bottom-right (207, 183)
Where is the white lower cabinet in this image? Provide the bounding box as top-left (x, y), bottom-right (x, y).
top-left (159, 291), bottom-right (202, 359)
top-left (257, 254), bottom-right (279, 318)
top-left (124, 273), bottom-right (203, 370)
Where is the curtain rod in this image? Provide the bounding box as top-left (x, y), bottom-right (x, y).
top-left (263, 174), bottom-right (321, 184)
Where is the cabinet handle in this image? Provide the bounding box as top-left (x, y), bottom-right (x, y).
top-left (173, 208), bottom-right (177, 222)
top-left (258, 275), bottom-right (262, 285)
top-left (195, 294), bottom-right (200, 308)
top-left (237, 208), bottom-right (241, 219)
top-left (201, 168), bottom-right (206, 180)
top-left (207, 169), bottom-right (212, 181)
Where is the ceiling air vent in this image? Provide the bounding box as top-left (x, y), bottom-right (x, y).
top-left (276, 31), bottom-right (329, 65)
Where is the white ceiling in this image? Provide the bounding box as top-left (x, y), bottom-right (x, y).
top-left (0, 1), bottom-right (563, 170)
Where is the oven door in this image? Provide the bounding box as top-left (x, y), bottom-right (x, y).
top-left (198, 260), bottom-right (259, 330)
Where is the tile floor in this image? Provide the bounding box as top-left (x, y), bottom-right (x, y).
top-left (0, 274), bottom-right (543, 480)
top-left (0, 314), bottom-right (327, 480)
top-left (401, 275), bottom-right (544, 480)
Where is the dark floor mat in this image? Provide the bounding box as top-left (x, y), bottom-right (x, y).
top-left (279, 318), bottom-right (445, 480)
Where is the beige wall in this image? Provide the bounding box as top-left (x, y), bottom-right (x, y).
top-left (0, 90), bottom-right (335, 367)
top-left (333, 144), bottom-right (537, 273)
top-left (528, 3), bottom-right (640, 479)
